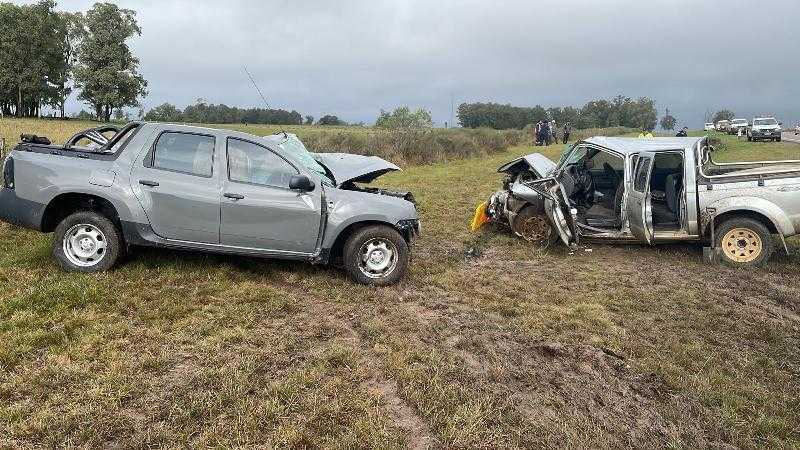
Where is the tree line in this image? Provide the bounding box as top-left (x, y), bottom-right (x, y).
top-left (143, 100), bottom-right (350, 126)
top-left (457, 96), bottom-right (658, 130)
top-left (0, 1), bottom-right (147, 121)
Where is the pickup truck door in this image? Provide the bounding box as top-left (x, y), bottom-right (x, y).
top-left (130, 131), bottom-right (221, 244)
top-left (220, 138), bottom-right (322, 254)
top-left (627, 152), bottom-right (655, 243)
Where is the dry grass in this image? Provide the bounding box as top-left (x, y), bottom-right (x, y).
top-left (0, 119), bottom-right (799, 448)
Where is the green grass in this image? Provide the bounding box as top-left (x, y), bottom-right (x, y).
top-left (0, 119), bottom-right (799, 447)
top-left (689, 130), bottom-right (800, 162)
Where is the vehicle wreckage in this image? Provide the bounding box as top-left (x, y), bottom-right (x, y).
top-left (472, 136), bottom-right (800, 267)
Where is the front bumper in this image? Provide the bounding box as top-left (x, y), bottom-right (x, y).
top-left (751, 130), bottom-right (781, 139)
top-left (397, 218), bottom-right (421, 240)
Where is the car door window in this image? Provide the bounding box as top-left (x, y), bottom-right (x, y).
top-left (227, 138), bottom-right (298, 188)
top-left (633, 156), bottom-right (652, 192)
top-left (151, 132), bottom-right (215, 177)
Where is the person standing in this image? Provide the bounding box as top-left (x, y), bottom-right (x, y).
top-left (562, 123), bottom-right (571, 144)
top-left (542, 121), bottom-right (551, 145)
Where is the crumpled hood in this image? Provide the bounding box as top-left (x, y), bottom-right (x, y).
top-left (314, 152), bottom-right (401, 186)
top-left (497, 153), bottom-right (556, 178)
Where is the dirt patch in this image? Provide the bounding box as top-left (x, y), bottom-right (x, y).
top-left (361, 376), bottom-right (437, 449)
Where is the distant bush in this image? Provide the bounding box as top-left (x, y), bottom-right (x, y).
top-left (295, 126), bottom-right (635, 166)
top-left (375, 106), bottom-right (433, 129)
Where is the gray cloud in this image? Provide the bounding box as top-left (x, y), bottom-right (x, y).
top-left (22, 0), bottom-right (800, 126)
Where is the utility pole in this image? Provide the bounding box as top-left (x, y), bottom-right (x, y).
top-left (450, 93), bottom-right (454, 129)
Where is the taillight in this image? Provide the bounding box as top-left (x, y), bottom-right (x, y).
top-left (3, 156), bottom-right (14, 189)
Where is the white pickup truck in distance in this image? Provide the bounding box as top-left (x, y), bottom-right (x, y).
top-left (748, 117), bottom-right (782, 142)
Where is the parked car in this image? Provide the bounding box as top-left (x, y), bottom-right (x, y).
top-left (728, 119), bottom-right (749, 135)
top-left (715, 120), bottom-right (730, 132)
top-left (747, 117), bottom-right (782, 142)
top-left (704, 123), bottom-right (715, 131)
top-left (474, 136), bottom-right (800, 267)
top-left (794, 122), bottom-right (799, 135)
top-left (0, 123), bottom-right (420, 285)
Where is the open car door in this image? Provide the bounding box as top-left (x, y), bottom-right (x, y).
top-left (531, 179), bottom-right (576, 246)
top-left (627, 152), bottom-right (655, 243)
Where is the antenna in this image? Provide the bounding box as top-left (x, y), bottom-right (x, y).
top-left (243, 66), bottom-right (287, 138)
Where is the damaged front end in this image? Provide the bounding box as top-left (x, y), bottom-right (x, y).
top-left (474, 153), bottom-right (575, 247)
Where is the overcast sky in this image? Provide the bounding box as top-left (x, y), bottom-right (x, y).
top-left (19, 0), bottom-right (800, 126)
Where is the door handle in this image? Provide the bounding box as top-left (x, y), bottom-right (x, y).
top-left (139, 180), bottom-right (159, 187)
top-left (224, 193), bottom-right (245, 200)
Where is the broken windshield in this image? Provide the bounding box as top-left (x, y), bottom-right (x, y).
top-left (275, 134), bottom-right (334, 184)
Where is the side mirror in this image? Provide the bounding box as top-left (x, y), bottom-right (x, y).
top-left (289, 174), bottom-right (315, 192)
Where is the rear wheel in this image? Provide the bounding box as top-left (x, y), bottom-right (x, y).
top-left (343, 225), bottom-right (409, 286)
top-left (714, 217), bottom-right (773, 267)
top-left (53, 211), bottom-right (122, 272)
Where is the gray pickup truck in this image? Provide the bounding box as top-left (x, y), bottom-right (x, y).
top-left (480, 136), bottom-right (800, 267)
top-left (0, 122), bottom-right (420, 285)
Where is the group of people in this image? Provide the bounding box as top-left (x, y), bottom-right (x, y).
top-left (534, 120), bottom-right (571, 146)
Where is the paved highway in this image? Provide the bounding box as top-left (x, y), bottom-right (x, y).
top-left (782, 131), bottom-right (800, 144)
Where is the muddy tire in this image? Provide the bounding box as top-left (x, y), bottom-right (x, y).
top-left (714, 217), bottom-right (773, 268)
top-left (511, 206), bottom-right (559, 249)
top-left (343, 225), bottom-right (409, 286)
top-left (53, 211), bottom-right (122, 272)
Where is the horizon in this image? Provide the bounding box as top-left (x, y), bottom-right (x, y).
top-left (8, 0), bottom-right (800, 127)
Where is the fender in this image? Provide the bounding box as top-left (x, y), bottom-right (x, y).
top-left (702, 196), bottom-right (795, 236)
top-left (320, 188), bottom-right (418, 250)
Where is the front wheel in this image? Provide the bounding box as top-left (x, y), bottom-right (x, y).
top-left (714, 217), bottom-right (773, 267)
top-left (343, 225), bottom-right (409, 286)
top-left (53, 211), bottom-right (122, 272)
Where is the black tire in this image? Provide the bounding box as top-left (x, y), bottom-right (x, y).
top-left (776, 138), bottom-right (781, 142)
top-left (53, 211), bottom-right (122, 272)
top-left (343, 225), bottom-right (409, 286)
top-left (714, 217), bottom-right (774, 268)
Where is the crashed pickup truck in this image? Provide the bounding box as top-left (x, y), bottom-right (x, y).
top-left (0, 122), bottom-right (419, 285)
top-left (476, 136), bottom-right (800, 267)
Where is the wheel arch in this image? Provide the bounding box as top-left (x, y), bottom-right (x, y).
top-left (327, 220), bottom-right (408, 265)
top-left (41, 193), bottom-right (123, 233)
top-left (708, 209), bottom-right (779, 238)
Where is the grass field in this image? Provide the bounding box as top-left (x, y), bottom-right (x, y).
top-left (0, 118), bottom-right (799, 447)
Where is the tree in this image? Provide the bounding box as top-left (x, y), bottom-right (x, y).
top-left (0, 1), bottom-right (66, 117)
top-left (74, 2), bottom-right (147, 122)
top-left (144, 103), bottom-right (183, 122)
top-left (712, 109), bottom-right (735, 123)
top-left (304, 115), bottom-right (314, 125)
top-left (317, 115), bottom-right (345, 126)
top-left (375, 106), bottom-right (433, 129)
top-left (660, 108), bottom-right (677, 130)
top-left (53, 11), bottom-right (84, 118)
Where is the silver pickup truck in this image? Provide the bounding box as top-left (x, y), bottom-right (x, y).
top-left (479, 136), bottom-right (800, 267)
top-left (0, 122), bottom-right (420, 285)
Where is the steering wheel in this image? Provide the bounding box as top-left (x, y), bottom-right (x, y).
top-left (65, 125), bottom-right (120, 149)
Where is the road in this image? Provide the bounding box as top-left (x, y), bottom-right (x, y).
top-left (783, 131), bottom-right (800, 144)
